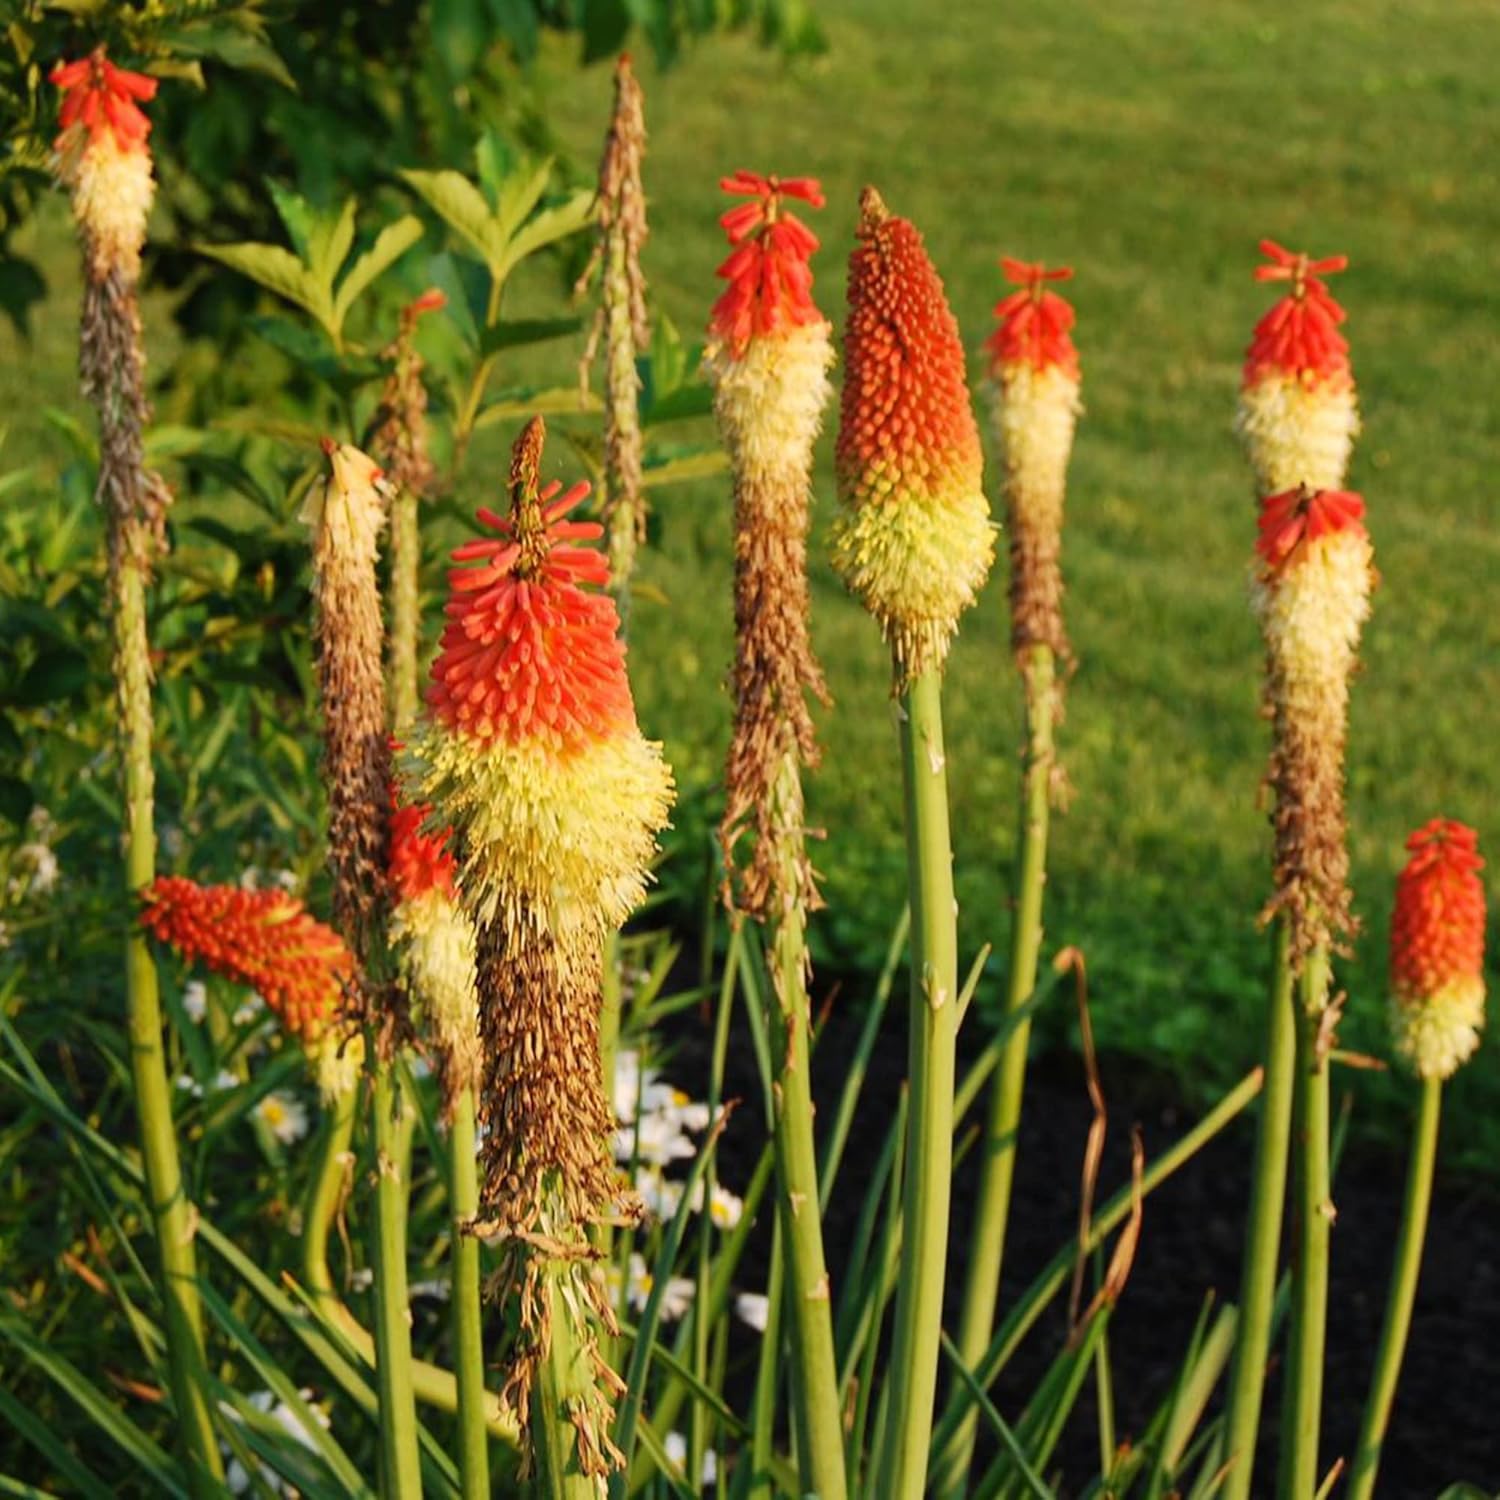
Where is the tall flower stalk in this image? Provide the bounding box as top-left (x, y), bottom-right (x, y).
top-left (1220, 246), bottom-right (1364, 1500)
top-left (52, 50), bottom-right (222, 1490)
top-left (832, 186), bottom-right (995, 1500)
top-left (404, 417), bottom-right (673, 1493)
top-left (945, 258), bottom-right (1081, 1500)
top-left (705, 169), bottom-right (843, 1500)
top-left (577, 54), bottom-right (650, 602)
top-left (1348, 820), bottom-right (1486, 1500)
top-left (303, 441), bottom-right (421, 1498)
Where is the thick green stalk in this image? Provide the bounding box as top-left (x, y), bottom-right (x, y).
top-left (1218, 919), bottom-right (1298, 1500)
top-left (116, 548), bottom-right (224, 1492)
top-left (941, 642), bottom-right (1056, 1500)
top-left (534, 1263), bottom-right (604, 1500)
top-left (370, 1055), bottom-right (422, 1498)
top-left (1346, 1076), bottom-right (1440, 1500)
top-left (449, 1087), bottom-right (490, 1499)
top-left (388, 487), bottom-right (421, 730)
top-left (761, 754), bottom-right (848, 1500)
top-left (1278, 952), bottom-right (1334, 1500)
top-left (875, 668), bottom-right (960, 1500)
top-left (302, 1084), bottom-right (359, 1301)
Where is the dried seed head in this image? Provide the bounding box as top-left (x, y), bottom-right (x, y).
top-left (303, 442), bottom-right (392, 977)
top-left (832, 187), bottom-right (995, 688)
top-left (1389, 820), bottom-right (1487, 1080)
top-left (1252, 487), bottom-right (1374, 988)
top-left (1237, 239), bottom-right (1360, 495)
top-left (985, 258), bottom-right (1082, 667)
top-left (368, 289), bottom-right (444, 501)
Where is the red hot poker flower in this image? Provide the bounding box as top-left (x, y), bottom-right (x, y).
top-left (985, 259), bottom-right (1079, 378)
top-left (710, 171), bottom-right (826, 354)
top-left (140, 877), bottom-right (353, 1040)
top-left (1244, 239), bottom-right (1351, 388)
top-left (389, 794), bottom-right (458, 905)
top-left (1391, 820), bottom-right (1486, 1006)
top-left (1255, 487), bottom-right (1366, 572)
top-left (426, 473), bottom-right (636, 751)
top-left (51, 50), bottom-right (157, 153)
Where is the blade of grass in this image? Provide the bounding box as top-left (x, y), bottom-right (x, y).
top-left (938, 1330), bottom-right (1051, 1500)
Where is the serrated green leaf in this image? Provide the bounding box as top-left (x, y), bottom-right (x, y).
top-left (477, 314), bottom-right (583, 358)
top-left (493, 156), bottom-right (555, 247)
top-left (332, 214), bottom-right (424, 330)
top-left (493, 189), bottom-right (595, 282)
top-left (197, 241), bottom-right (329, 327)
top-left (400, 169), bottom-right (504, 271)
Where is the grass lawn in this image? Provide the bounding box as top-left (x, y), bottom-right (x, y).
top-left (6, 0), bottom-right (1498, 1161)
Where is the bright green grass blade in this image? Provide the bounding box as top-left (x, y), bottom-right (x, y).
top-left (938, 1331), bottom-right (1051, 1500)
top-left (632, 1416), bottom-right (697, 1500)
top-left (0, 1476), bottom-right (64, 1499)
top-left (0, 1383), bottom-right (114, 1500)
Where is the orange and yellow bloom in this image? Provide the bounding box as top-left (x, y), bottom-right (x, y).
top-left (1237, 240), bottom-right (1359, 497)
top-left (1390, 820), bottom-right (1487, 1080)
top-left (832, 188), bottom-right (994, 685)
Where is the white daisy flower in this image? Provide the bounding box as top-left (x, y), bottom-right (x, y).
top-left (182, 981), bottom-right (208, 1024)
top-left (174, 1075), bottom-right (205, 1099)
top-left (212, 1069), bottom-right (241, 1093)
top-left (616, 1111), bottom-right (697, 1167)
top-left (222, 1388), bottom-right (330, 1495)
top-left (664, 1431), bottom-right (719, 1486)
top-left (232, 992), bottom-right (267, 1027)
top-left (734, 1291), bottom-right (769, 1333)
top-left (409, 1279), bottom-right (452, 1302)
top-left (623, 1252), bottom-right (694, 1320)
top-left (256, 1090), bottom-right (309, 1145)
top-left (15, 842), bottom-right (59, 894)
top-left (709, 1185), bottom-right (743, 1231)
top-left (613, 1048), bottom-right (643, 1122)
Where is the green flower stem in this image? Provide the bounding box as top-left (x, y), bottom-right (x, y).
top-left (534, 1264), bottom-right (600, 1500)
top-left (448, 1085), bottom-right (490, 1499)
top-left (1218, 918), bottom-right (1298, 1500)
top-left (875, 668), bottom-right (960, 1500)
top-left (117, 549), bottom-right (224, 1493)
top-left (764, 752), bottom-right (847, 1500)
top-left (1278, 951), bottom-right (1334, 1500)
top-left (302, 1083), bottom-right (358, 1301)
top-left (370, 1053), bottom-right (422, 1498)
top-left (940, 642), bottom-right (1057, 1500)
top-left (388, 486), bottom-right (421, 731)
top-left (1346, 1075), bottom-right (1441, 1500)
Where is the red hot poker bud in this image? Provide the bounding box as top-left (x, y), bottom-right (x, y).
top-left (51, 50), bottom-right (157, 154)
top-left (140, 876), bottom-right (353, 1041)
top-left (831, 187), bottom-right (995, 686)
top-left (710, 171), bottom-right (827, 355)
top-left (1237, 240), bottom-right (1360, 495)
top-left (985, 259), bottom-right (1079, 379)
top-left (1390, 819), bottom-right (1487, 1079)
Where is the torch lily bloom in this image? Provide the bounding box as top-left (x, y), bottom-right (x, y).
top-left (140, 876), bottom-right (363, 1096)
top-left (985, 257), bottom-right (1081, 663)
top-left (1237, 239), bottom-right (1360, 496)
top-left (1252, 485), bottom-right (1374, 985)
top-left (388, 790), bottom-right (480, 1111)
top-left (1389, 820), bottom-right (1487, 1080)
top-left (51, 49), bottom-right (158, 283)
top-left (831, 187), bottom-right (995, 687)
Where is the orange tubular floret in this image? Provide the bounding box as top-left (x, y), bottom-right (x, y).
top-left (51, 50), bottom-right (157, 153)
top-left (710, 170), bottom-right (826, 354)
top-left (1243, 239), bottom-right (1351, 387)
top-left (1255, 487), bottom-right (1366, 571)
top-left (389, 793), bottom-right (458, 905)
top-left (1391, 820), bottom-right (1486, 1003)
top-left (985, 258), bottom-right (1079, 378)
top-left (836, 200), bottom-right (982, 507)
top-left (140, 877), bottom-right (352, 1040)
top-left (426, 479), bottom-right (635, 751)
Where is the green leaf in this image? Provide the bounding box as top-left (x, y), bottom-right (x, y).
top-left (425, 252), bottom-right (485, 347)
top-left (492, 156), bottom-right (555, 248)
top-left (332, 215), bottom-right (424, 330)
top-left (642, 383), bottom-right (714, 427)
top-left (645, 313), bottom-right (689, 398)
top-left (153, 21), bottom-right (297, 89)
top-left (400, 169), bottom-right (504, 271)
top-left (493, 189), bottom-right (595, 282)
top-left (580, 0), bottom-right (631, 62)
top-left (641, 448), bottom-right (728, 490)
top-left (248, 315), bottom-right (382, 389)
top-left (473, 385), bottom-right (602, 429)
top-left (266, 180), bottom-right (315, 260)
top-left (197, 241), bottom-right (329, 328)
top-left (477, 315), bottom-right (583, 358)
top-left (307, 196), bottom-right (358, 297)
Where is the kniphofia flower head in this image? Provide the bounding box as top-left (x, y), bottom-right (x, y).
top-left (1237, 239), bottom-right (1359, 495)
top-left (140, 877), bottom-right (353, 1042)
top-left (985, 256), bottom-right (1082, 664)
top-left (831, 186), bottom-right (995, 687)
top-left (985, 259), bottom-right (1079, 380)
top-left (50, 49), bottom-right (157, 283)
top-left (710, 171), bottom-right (826, 356)
top-left (1390, 819), bottom-right (1487, 1080)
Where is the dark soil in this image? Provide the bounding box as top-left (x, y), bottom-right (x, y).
top-left (667, 993), bottom-right (1500, 1496)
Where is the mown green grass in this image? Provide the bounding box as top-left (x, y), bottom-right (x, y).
top-left (6, 0), bottom-right (1499, 1160)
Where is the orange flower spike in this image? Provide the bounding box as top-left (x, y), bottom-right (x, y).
top-left (140, 877), bottom-right (353, 1041)
top-left (52, 50), bottom-right (157, 153)
top-left (1389, 820), bottom-right (1487, 1080)
top-left (710, 171), bottom-right (827, 355)
top-left (831, 187), bottom-right (995, 685)
top-left (986, 259), bottom-right (1079, 379)
top-left (388, 795), bottom-right (458, 905)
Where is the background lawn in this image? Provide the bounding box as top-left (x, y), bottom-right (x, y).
top-left (5, 0), bottom-right (1498, 1162)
